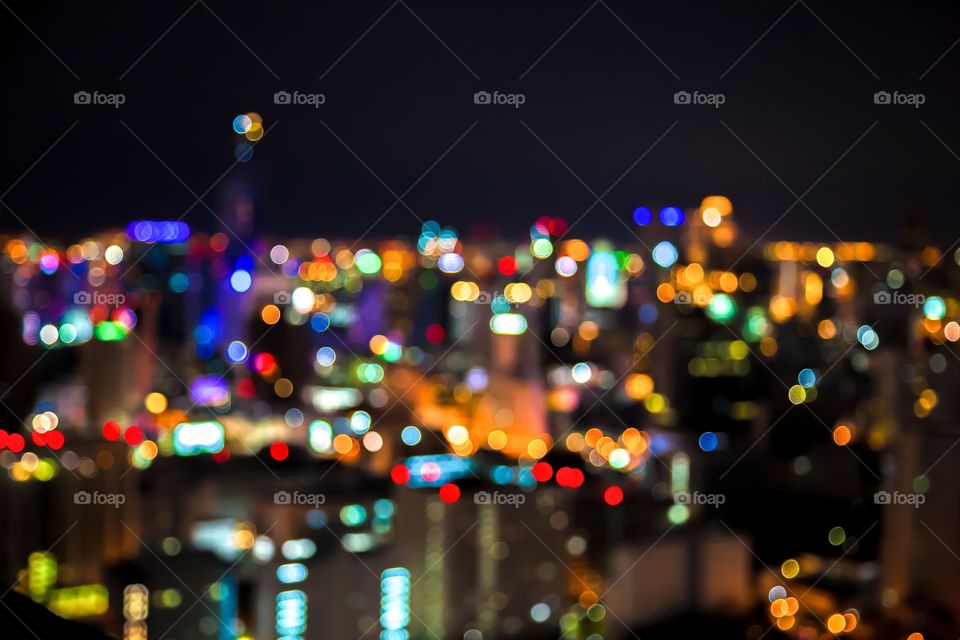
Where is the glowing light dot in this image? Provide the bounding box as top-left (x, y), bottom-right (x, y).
top-left (632, 206), bottom-right (653, 226)
top-left (833, 425), bottom-right (852, 446)
top-left (827, 614), bottom-right (846, 634)
top-left (571, 363), bottom-right (591, 384)
top-left (362, 432), bottom-right (383, 452)
top-left (781, 558), bottom-right (800, 579)
top-left (652, 241), bottom-right (678, 268)
top-left (230, 270), bottom-right (252, 292)
top-left (446, 425), bottom-right (469, 446)
top-left (316, 347), bottom-right (336, 367)
top-left (439, 483), bottom-right (460, 503)
top-left (787, 385), bottom-right (806, 405)
top-left (608, 448), bottom-right (630, 469)
top-left (603, 486), bottom-right (624, 506)
top-left (401, 426), bottom-right (422, 446)
top-left (532, 461), bottom-right (553, 482)
top-left (227, 340), bottom-right (248, 363)
top-left (702, 207), bottom-right (722, 227)
top-left (270, 442), bottom-right (289, 461)
top-left (391, 464), bottom-right (410, 484)
top-left (828, 526), bottom-right (846, 546)
top-left (232, 114), bottom-right (252, 134)
top-left (144, 392), bottom-right (168, 414)
top-left (923, 296), bottom-right (946, 320)
top-left (420, 462), bottom-right (442, 483)
top-left (261, 305), bottom-right (281, 325)
top-left (104, 245), bottom-right (124, 265)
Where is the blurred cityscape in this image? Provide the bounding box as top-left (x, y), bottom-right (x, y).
top-left (1, 151), bottom-right (959, 640)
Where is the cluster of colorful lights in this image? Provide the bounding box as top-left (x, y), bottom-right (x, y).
top-left (2, 188), bottom-right (955, 640)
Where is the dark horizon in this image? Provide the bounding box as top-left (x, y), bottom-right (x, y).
top-left (3, 1), bottom-right (960, 242)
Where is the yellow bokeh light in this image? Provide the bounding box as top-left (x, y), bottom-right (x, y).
top-left (369, 334), bottom-right (389, 355)
top-left (826, 613), bottom-right (846, 634)
top-left (145, 392), bottom-right (168, 414)
top-left (565, 433), bottom-right (585, 452)
top-left (702, 207), bottom-right (722, 227)
top-left (487, 430), bottom-right (507, 450)
top-left (274, 378), bottom-right (293, 398)
top-left (624, 373), bottom-right (654, 400)
top-left (527, 439), bottom-right (547, 458)
top-left (816, 246), bottom-right (835, 267)
top-left (139, 441), bottom-right (159, 460)
top-left (333, 434), bottom-right (354, 454)
top-left (781, 558), bottom-right (800, 579)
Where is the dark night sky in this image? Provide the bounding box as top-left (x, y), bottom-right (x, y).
top-left (3, 1), bottom-right (960, 243)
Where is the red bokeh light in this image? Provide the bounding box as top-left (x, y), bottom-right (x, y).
top-left (269, 442), bottom-right (289, 461)
top-left (32, 431), bottom-right (46, 446)
top-left (549, 217), bottom-right (568, 236)
top-left (102, 421), bottom-right (121, 441)
top-left (390, 464), bottom-right (411, 485)
top-left (603, 486), bottom-right (624, 506)
top-left (236, 379), bottom-right (255, 399)
top-left (498, 256), bottom-right (517, 276)
top-left (556, 466), bottom-right (584, 488)
top-left (535, 216), bottom-right (551, 233)
top-left (439, 483), bottom-right (461, 503)
top-left (253, 352), bottom-right (276, 375)
top-left (425, 324), bottom-right (445, 344)
top-left (124, 426), bottom-right (144, 446)
top-left (45, 430), bottom-right (65, 450)
top-left (532, 461), bottom-right (553, 482)
top-left (0, 429), bottom-right (8, 449)
top-left (212, 447), bottom-right (231, 463)
top-left (8, 433), bottom-right (25, 453)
